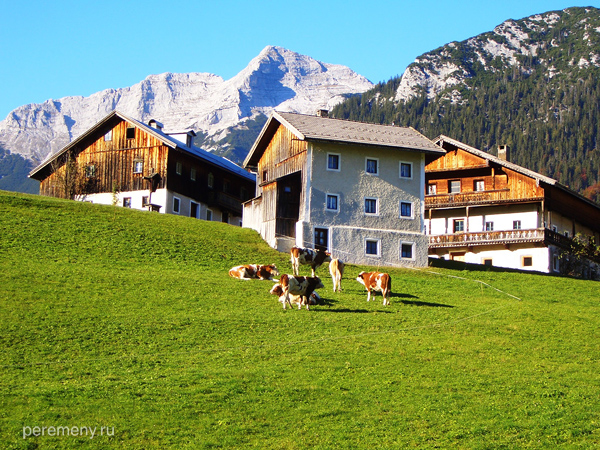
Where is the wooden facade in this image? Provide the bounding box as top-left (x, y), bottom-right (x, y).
top-left (425, 135), bottom-right (600, 273)
top-left (30, 111), bottom-right (256, 221)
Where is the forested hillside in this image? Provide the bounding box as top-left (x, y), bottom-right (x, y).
top-left (332, 7), bottom-right (600, 202)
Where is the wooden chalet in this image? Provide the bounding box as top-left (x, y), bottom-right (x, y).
top-left (243, 110), bottom-right (444, 267)
top-left (426, 135), bottom-right (600, 276)
top-left (29, 111), bottom-right (256, 224)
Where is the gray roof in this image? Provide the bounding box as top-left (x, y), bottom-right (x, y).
top-left (29, 110), bottom-right (255, 182)
top-left (244, 111), bottom-right (444, 168)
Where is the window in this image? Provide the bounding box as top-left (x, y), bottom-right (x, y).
top-left (142, 196), bottom-right (149, 207)
top-left (85, 164), bottom-right (96, 178)
top-left (553, 254), bottom-right (559, 272)
top-left (513, 220), bottom-right (521, 230)
top-left (522, 256), bottom-right (533, 267)
top-left (364, 197), bottom-right (378, 215)
top-left (485, 221), bottom-right (494, 231)
top-left (123, 197), bottom-right (132, 208)
top-left (261, 170), bottom-right (267, 183)
top-left (326, 194), bottom-right (339, 211)
top-left (208, 172), bottom-right (214, 188)
top-left (552, 225), bottom-right (558, 233)
top-left (564, 231), bottom-right (570, 238)
top-left (400, 242), bottom-right (414, 259)
top-left (206, 209), bottom-right (213, 221)
top-left (365, 239), bottom-right (380, 257)
top-left (399, 162), bottom-right (412, 179)
top-left (133, 160), bottom-right (143, 174)
top-left (449, 180), bottom-right (461, 193)
top-left (474, 180), bottom-right (485, 191)
top-left (483, 259), bottom-right (493, 267)
top-left (175, 162), bottom-right (182, 175)
top-left (173, 197), bottom-right (180, 214)
top-left (365, 158), bottom-right (379, 175)
top-left (126, 126), bottom-right (135, 139)
top-left (190, 168), bottom-right (196, 181)
top-left (400, 201), bottom-right (413, 219)
top-left (453, 219), bottom-right (465, 233)
top-left (327, 153), bottom-right (340, 171)
top-left (427, 183), bottom-right (437, 195)
top-left (104, 130), bottom-right (112, 141)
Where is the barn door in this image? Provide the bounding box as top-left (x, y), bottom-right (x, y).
top-left (314, 228), bottom-right (329, 251)
top-left (276, 172), bottom-right (301, 238)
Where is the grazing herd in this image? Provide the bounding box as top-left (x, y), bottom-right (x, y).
top-left (228, 245), bottom-right (393, 310)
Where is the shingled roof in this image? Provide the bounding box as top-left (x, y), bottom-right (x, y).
top-left (244, 111), bottom-right (444, 168)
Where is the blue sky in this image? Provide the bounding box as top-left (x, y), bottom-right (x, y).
top-left (1, 0), bottom-right (599, 120)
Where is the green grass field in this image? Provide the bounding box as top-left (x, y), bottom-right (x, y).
top-left (1, 190), bottom-right (599, 449)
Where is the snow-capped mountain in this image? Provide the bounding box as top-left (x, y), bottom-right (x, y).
top-left (0, 45), bottom-right (373, 164)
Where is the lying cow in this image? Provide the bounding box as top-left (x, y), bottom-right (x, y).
top-left (228, 264), bottom-right (279, 280)
top-left (329, 258), bottom-right (344, 292)
top-left (290, 246), bottom-right (332, 277)
top-left (356, 271), bottom-right (392, 306)
top-left (269, 283), bottom-right (321, 310)
top-left (278, 274), bottom-right (324, 310)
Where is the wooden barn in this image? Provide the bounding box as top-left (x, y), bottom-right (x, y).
top-left (426, 135), bottom-right (600, 276)
top-left (242, 110), bottom-right (444, 267)
top-left (29, 110), bottom-right (256, 224)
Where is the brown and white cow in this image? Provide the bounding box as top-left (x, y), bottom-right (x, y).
top-left (356, 271), bottom-right (392, 306)
top-left (329, 258), bottom-right (344, 292)
top-left (228, 264), bottom-right (279, 280)
top-left (290, 246), bottom-right (332, 277)
top-left (269, 283), bottom-right (321, 310)
top-left (278, 274), bottom-right (325, 310)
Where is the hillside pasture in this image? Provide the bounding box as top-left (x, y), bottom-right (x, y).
top-left (1, 191), bottom-right (599, 449)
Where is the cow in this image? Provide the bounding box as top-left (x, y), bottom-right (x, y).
top-left (329, 258), bottom-right (344, 292)
top-left (290, 246), bottom-right (332, 277)
top-left (269, 283), bottom-right (321, 309)
top-left (278, 274), bottom-right (324, 310)
top-left (228, 264), bottom-right (279, 280)
top-left (356, 271), bottom-right (392, 306)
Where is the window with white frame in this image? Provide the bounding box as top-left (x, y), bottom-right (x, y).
top-left (365, 238), bottom-right (380, 257)
top-left (365, 158), bottom-right (379, 175)
top-left (400, 242), bottom-right (414, 260)
top-left (173, 197), bottom-right (181, 214)
top-left (485, 221), bottom-right (494, 231)
top-left (454, 219), bottom-right (465, 233)
top-left (449, 180), bottom-right (461, 193)
top-left (399, 162), bottom-right (412, 179)
top-left (364, 197), bottom-right (378, 215)
top-left (427, 183), bottom-right (437, 195)
top-left (326, 194), bottom-right (339, 212)
top-left (513, 220), bottom-right (521, 230)
top-left (474, 180), bottom-right (485, 191)
top-left (133, 159), bottom-right (143, 174)
top-left (400, 201), bottom-right (413, 219)
top-left (327, 153), bottom-right (340, 171)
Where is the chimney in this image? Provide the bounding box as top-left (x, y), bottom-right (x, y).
top-left (498, 145), bottom-right (509, 161)
top-left (316, 109), bottom-right (329, 118)
top-left (148, 119), bottom-right (164, 131)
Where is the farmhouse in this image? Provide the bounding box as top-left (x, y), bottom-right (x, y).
top-left (29, 110), bottom-right (256, 224)
top-left (425, 135), bottom-right (600, 276)
top-left (242, 110), bottom-right (444, 267)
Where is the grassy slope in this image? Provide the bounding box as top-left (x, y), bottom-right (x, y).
top-left (1, 191), bottom-right (599, 449)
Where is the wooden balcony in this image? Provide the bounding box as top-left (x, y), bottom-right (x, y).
top-left (429, 228), bottom-right (549, 249)
top-left (207, 191), bottom-right (243, 215)
top-left (425, 189), bottom-right (543, 208)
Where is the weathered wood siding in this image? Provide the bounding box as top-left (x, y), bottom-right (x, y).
top-left (257, 123), bottom-right (308, 224)
top-left (426, 148), bottom-right (544, 200)
top-left (39, 120), bottom-right (168, 198)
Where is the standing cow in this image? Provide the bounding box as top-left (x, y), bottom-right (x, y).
top-left (356, 271), bottom-right (392, 306)
top-left (329, 258), bottom-right (344, 292)
top-left (290, 246), bottom-right (332, 277)
top-left (269, 283), bottom-right (321, 309)
top-left (278, 274), bottom-right (324, 310)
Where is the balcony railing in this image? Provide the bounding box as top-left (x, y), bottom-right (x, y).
top-left (425, 189), bottom-right (543, 208)
top-left (207, 191), bottom-right (243, 215)
top-left (429, 228), bottom-right (547, 248)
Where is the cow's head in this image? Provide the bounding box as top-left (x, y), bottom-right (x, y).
top-left (356, 271), bottom-right (368, 286)
top-left (269, 284), bottom-right (284, 296)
